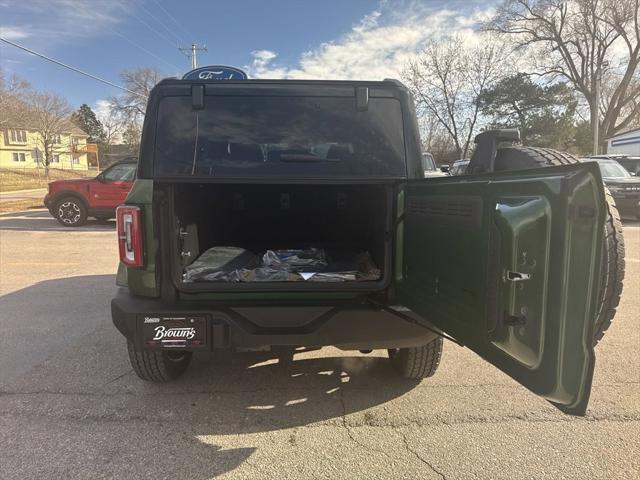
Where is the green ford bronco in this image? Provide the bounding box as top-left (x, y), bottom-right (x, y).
top-left (111, 77), bottom-right (624, 416)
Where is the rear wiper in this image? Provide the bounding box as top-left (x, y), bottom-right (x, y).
top-left (279, 154), bottom-right (339, 162)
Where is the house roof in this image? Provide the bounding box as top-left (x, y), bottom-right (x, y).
top-left (3, 121), bottom-right (88, 137)
top-left (605, 127), bottom-right (640, 140)
top-left (67, 124), bottom-right (89, 136)
top-left (2, 98), bottom-right (88, 136)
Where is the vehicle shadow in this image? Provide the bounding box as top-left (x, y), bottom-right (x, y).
top-left (0, 209), bottom-right (115, 232)
top-left (0, 274), bottom-right (419, 479)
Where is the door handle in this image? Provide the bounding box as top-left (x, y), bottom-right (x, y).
top-left (505, 270), bottom-right (531, 282)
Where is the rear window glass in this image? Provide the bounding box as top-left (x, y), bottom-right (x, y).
top-left (154, 95), bottom-right (406, 177)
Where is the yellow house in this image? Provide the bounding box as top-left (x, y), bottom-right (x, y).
top-left (0, 125), bottom-right (90, 171)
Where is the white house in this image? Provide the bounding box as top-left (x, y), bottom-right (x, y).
top-left (606, 127), bottom-right (640, 156)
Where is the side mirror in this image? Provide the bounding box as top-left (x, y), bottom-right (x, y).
top-left (440, 165), bottom-right (450, 173)
top-left (96, 173), bottom-right (106, 183)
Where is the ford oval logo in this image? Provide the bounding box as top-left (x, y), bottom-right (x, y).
top-left (182, 65), bottom-right (248, 81)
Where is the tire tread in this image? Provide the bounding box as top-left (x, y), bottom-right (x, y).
top-left (127, 342), bottom-right (191, 382)
top-left (390, 337), bottom-right (443, 379)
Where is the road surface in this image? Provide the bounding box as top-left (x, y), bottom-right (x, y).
top-left (0, 210), bottom-right (638, 479)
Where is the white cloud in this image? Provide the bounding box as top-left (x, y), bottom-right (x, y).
top-left (94, 99), bottom-right (124, 143)
top-left (245, 2), bottom-right (493, 81)
top-left (0, 26), bottom-right (30, 40)
top-left (252, 50), bottom-right (278, 65)
top-left (1, 0), bottom-right (131, 41)
top-left (246, 50), bottom-right (289, 79)
top-left (94, 99), bottom-right (113, 121)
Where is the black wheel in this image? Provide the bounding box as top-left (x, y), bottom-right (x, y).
top-left (54, 196), bottom-right (88, 227)
top-left (388, 336), bottom-right (443, 379)
top-left (127, 342), bottom-right (193, 382)
top-left (494, 146), bottom-right (625, 346)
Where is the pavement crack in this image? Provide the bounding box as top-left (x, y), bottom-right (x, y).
top-left (399, 430), bottom-right (446, 480)
top-left (102, 370), bottom-right (132, 386)
top-left (338, 388), bottom-right (394, 460)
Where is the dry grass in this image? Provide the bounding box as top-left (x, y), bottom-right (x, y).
top-left (0, 199), bottom-right (44, 214)
top-left (0, 168), bottom-right (96, 192)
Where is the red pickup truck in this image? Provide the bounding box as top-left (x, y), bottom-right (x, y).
top-left (44, 159), bottom-right (137, 226)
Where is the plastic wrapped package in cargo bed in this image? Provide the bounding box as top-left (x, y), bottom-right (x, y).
top-left (163, 183), bottom-right (393, 291)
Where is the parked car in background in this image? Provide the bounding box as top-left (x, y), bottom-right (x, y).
top-left (615, 156), bottom-right (640, 176)
top-left (421, 153), bottom-right (447, 177)
top-left (583, 154), bottom-right (640, 176)
top-left (449, 159), bottom-right (470, 175)
top-left (583, 156), bottom-right (640, 219)
top-left (44, 159), bottom-right (137, 226)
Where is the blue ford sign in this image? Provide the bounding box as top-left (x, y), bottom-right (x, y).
top-left (182, 65), bottom-right (248, 81)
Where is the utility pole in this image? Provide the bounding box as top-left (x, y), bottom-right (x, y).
top-left (179, 43), bottom-right (207, 69)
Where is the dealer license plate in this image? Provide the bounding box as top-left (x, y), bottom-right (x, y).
top-left (142, 315), bottom-right (207, 348)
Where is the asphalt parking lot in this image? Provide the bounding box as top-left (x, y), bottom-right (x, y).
top-left (0, 210), bottom-right (638, 480)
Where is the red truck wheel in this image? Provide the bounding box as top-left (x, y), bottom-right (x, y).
top-left (54, 197), bottom-right (88, 227)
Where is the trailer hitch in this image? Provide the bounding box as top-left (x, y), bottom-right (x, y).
top-left (467, 129), bottom-right (520, 174)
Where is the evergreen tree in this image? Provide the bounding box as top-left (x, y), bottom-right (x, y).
top-left (478, 73), bottom-right (580, 151)
top-left (71, 104), bottom-right (106, 144)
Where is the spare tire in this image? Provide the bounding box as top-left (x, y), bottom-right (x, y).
top-left (493, 146), bottom-right (625, 346)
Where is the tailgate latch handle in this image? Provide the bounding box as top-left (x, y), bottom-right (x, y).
top-left (505, 270), bottom-right (531, 282)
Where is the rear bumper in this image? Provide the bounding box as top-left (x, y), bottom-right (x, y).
top-left (111, 289), bottom-right (436, 351)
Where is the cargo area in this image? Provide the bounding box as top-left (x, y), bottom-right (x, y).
top-left (167, 183), bottom-right (393, 290)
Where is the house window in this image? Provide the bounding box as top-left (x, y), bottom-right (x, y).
top-left (71, 136), bottom-right (79, 145)
top-left (53, 134), bottom-right (62, 144)
top-left (12, 152), bottom-right (26, 162)
top-left (9, 130), bottom-right (27, 143)
top-left (52, 155), bottom-right (60, 163)
top-left (72, 156), bottom-right (79, 165)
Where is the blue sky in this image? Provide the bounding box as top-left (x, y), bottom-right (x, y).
top-left (0, 0), bottom-right (492, 111)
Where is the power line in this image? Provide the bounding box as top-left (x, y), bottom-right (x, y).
top-left (148, 0), bottom-right (194, 42)
top-left (138, 1), bottom-right (187, 46)
top-left (113, 31), bottom-right (181, 71)
top-left (0, 37), bottom-right (144, 97)
top-left (129, 8), bottom-right (180, 48)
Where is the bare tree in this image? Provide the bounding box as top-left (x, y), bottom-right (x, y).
top-left (122, 121), bottom-right (142, 155)
top-left (0, 70), bottom-right (31, 128)
top-left (404, 36), bottom-right (509, 159)
top-left (417, 114), bottom-right (442, 153)
top-left (601, 75), bottom-right (640, 131)
top-left (97, 102), bottom-right (126, 154)
top-left (110, 67), bottom-right (163, 124)
top-left (27, 92), bottom-right (73, 177)
top-left (488, 0), bottom-right (640, 141)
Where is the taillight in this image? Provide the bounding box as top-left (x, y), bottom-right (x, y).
top-left (116, 206), bottom-right (143, 268)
